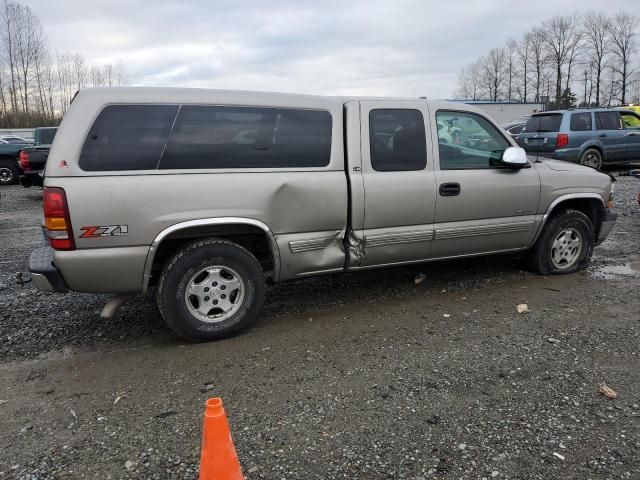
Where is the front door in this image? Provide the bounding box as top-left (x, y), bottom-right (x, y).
top-left (595, 111), bottom-right (627, 162)
top-left (620, 111), bottom-right (640, 161)
top-left (355, 101), bottom-right (437, 267)
top-left (430, 109), bottom-right (540, 258)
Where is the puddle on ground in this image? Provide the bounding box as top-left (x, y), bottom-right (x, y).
top-left (591, 262), bottom-right (640, 280)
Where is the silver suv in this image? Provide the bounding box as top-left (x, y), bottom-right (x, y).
top-left (29, 88), bottom-right (617, 341)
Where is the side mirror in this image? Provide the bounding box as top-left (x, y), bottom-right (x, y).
top-left (500, 147), bottom-right (529, 169)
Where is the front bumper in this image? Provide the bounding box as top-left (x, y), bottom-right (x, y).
top-left (596, 210), bottom-right (618, 246)
top-left (29, 246), bottom-right (68, 293)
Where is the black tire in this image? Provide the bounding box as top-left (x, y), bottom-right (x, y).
top-left (579, 148), bottom-right (602, 170)
top-left (156, 238), bottom-right (266, 342)
top-left (525, 209), bottom-right (594, 275)
top-left (0, 163), bottom-right (19, 185)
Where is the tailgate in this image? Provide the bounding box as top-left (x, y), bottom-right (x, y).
top-left (519, 113), bottom-right (562, 154)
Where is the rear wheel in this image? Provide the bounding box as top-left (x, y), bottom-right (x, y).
top-left (157, 238), bottom-right (266, 342)
top-left (579, 148), bottom-right (602, 170)
top-left (0, 164), bottom-right (18, 185)
top-left (526, 209), bottom-right (594, 275)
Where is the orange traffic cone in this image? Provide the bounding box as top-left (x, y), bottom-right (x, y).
top-left (199, 397), bottom-right (244, 480)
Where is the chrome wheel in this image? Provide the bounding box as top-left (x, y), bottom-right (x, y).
top-left (551, 228), bottom-right (582, 270)
top-left (581, 150), bottom-right (601, 170)
top-left (0, 167), bottom-right (14, 184)
top-left (184, 266), bottom-right (245, 323)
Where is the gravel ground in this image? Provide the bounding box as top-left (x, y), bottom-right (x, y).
top-left (0, 173), bottom-right (639, 479)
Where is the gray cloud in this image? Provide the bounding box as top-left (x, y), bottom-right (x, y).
top-left (29, 0), bottom-right (640, 98)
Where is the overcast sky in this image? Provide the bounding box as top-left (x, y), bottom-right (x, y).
top-left (28, 0), bottom-right (640, 99)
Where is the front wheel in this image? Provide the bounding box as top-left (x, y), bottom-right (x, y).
top-left (157, 238), bottom-right (266, 342)
top-left (526, 209), bottom-right (594, 275)
top-left (579, 148), bottom-right (602, 170)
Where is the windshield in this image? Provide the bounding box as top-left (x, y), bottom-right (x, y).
top-left (523, 114), bottom-right (562, 133)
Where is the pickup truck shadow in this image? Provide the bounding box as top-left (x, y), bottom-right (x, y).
top-left (263, 254), bottom-right (529, 321)
top-left (2, 252), bottom-right (531, 360)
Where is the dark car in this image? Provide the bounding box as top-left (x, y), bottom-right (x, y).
top-left (18, 127), bottom-right (57, 188)
top-left (517, 109), bottom-right (640, 169)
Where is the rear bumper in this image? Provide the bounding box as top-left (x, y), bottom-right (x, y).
top-left (19, 171), bottom-right (43, 188)
top-left (29, 246), bottom-right (68, 293)
top-left (596, 210), bottom-right (618, 246)
top-left (551, 149), bottom-right (580, 163)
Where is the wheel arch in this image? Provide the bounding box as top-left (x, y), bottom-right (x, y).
top-left (580, 143), bottom-right (605, 162)
top-left (142, 217), bottom-right (281, 292)
top-left (529, 194), bottom-right (605, 247)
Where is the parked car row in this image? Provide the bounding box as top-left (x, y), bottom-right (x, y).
top-left (0, 127), bottom-right (56, 186)
top-left (501, 108), bottom-right (640, 169)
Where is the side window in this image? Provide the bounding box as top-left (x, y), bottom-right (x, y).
top-left (596, 112), bottom-right (622, 130)
top-left (507, 124), bottom-right (524, 135)
top-left (570, 112), bottom-right (593, 132)
top-left (79, 105), bottom-right (178, 171)
top-left (368, 109), bottom-right (426, 172)
top-left (436, 111), bottom-right (510, 170)
top-left (159, 106), bottom-right (332, 169)
top-left (621, 112), bottom-right (640, 129)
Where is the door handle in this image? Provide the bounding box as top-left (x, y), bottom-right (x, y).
top-left (625, 132), bottom-right (637, 137)
top-left (439, 182), bottom-right (461, 197)
top-left (599, 133), bottom-right (607, 137)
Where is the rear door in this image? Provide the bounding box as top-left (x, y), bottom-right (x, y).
top-left (595, 111), bottom-right (626, 161)
top-left (519, 113), bottom-right (563, 156)
top-left (431, 109), bottom-right (540, 258)
top-left (348, 100), bottom-right (437, 267)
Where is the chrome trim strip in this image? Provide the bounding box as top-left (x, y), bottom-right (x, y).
top-left (348, 247), bottom-right (523, 271)
top-left (289, 236), bottom-right (336, 253)
top-left (365, 230), bottom-right (433, 248)
top-left (141, 217), bottom-right (281, 292)
top-left (435, 221), bottom-right (534, 240)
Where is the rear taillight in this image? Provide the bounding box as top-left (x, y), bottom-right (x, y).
top-left (43, 187), bottom-right (75, 250)
top-left (19, 151), bottom-right (30, 171)
top-left (556, 133), bottom-right (569, 149)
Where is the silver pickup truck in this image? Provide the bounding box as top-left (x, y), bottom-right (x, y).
top-left (29, 87), bottom-right (617, 341)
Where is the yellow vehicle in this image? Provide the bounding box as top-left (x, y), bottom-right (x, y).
top-left (617, 105), bottom-right (640, 128)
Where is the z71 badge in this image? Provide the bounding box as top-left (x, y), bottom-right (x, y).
top-left (80, 225), bottom-right (129, 238)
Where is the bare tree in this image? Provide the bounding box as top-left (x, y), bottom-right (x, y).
top-left (455, 65), bottom-right (472, 99)
top-left (505, 38), bottom-right (517, 101)
top-left (71, 51), bottom-right (86, 91)
top-left (13, 3), bottom-right (45, 113)
top-left (1, 1), bottom-right (20, 113)
top-left (528, 28), bottom-right (547, 103)
top-left (89, 64), bottom-right (102, 87)
top-left (102, 63), bottom-right (114, 86)
top-left (481, 48), bottom-right (507, 101)
top-left (114, 61), bottom-right (127, 86)
top-left (583, 11), bottom-right (611, 106)
top-left (515, 33), bottom-right (532, 102)
top-left (0, 1), bottom-right (129, 126)
top-left (564, 23), bottom-right (584, 92)
top-left (609, 11), bottom-right (638, 104)
top-left (541, 15), bottom-right (582, 105)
